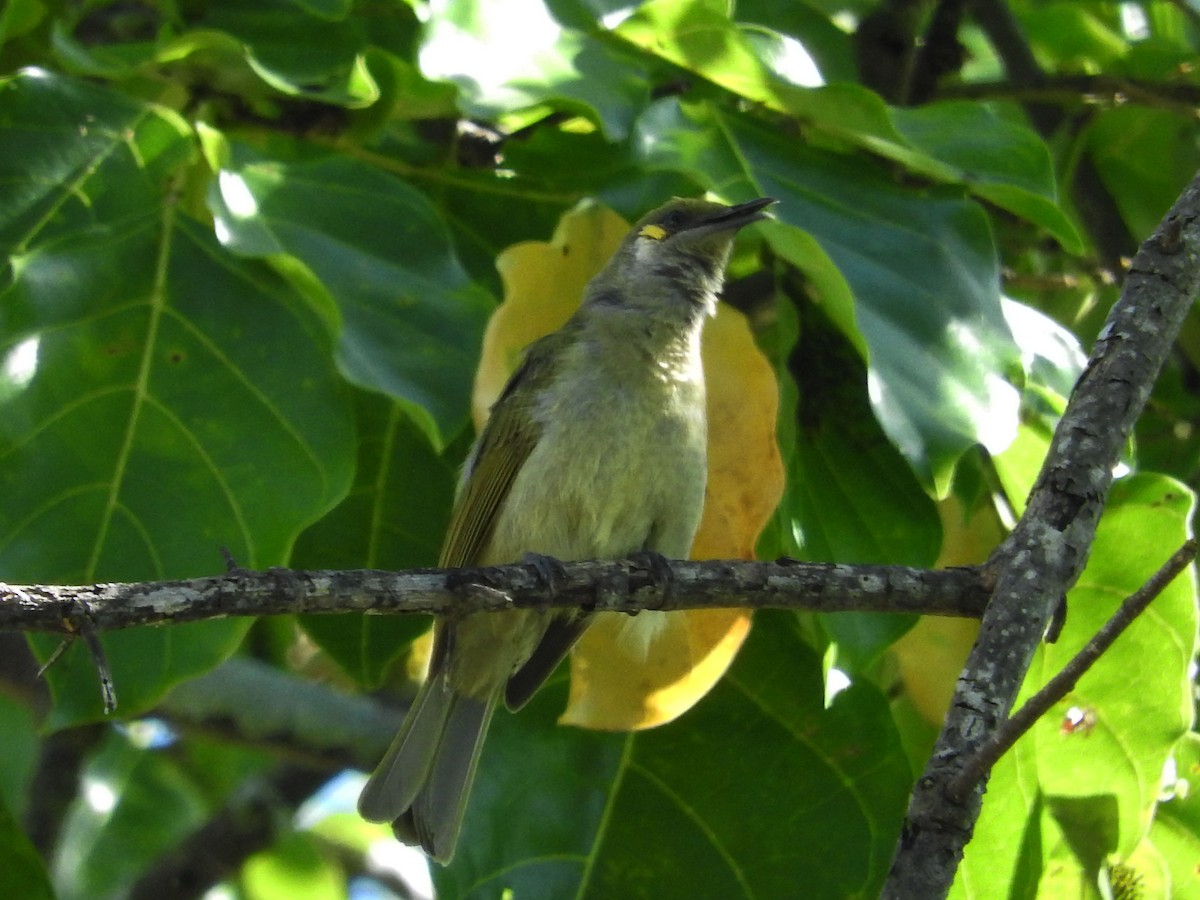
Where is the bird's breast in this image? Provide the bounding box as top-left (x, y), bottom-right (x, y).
top-left (479, 348), bottom-right (708, 565)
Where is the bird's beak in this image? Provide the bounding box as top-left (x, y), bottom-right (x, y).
top-left (691, 197), bottom-right (777, 235)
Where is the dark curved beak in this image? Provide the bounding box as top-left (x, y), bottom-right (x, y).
top-left (695, 197), bottom-right (777, 234)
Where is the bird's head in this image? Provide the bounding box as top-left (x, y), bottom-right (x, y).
top-left (590, 197), bottom-right (776, 317)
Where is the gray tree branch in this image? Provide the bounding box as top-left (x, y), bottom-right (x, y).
top-left (0, 557), bottom-right (992, 634)
top-left (883, 168), bottom-right (1200, 898)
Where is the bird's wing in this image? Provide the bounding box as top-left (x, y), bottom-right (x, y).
top-left (438, 345), bottom-right (549, 568)
top-left (504, 614), bottom-right (588, 710)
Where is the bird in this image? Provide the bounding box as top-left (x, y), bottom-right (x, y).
top-left (357, 196), bottom-right (776, 863)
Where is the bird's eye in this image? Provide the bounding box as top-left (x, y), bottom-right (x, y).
top-left (660, 210), bottom-right (684, 231)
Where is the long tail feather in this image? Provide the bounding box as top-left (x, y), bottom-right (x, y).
top-left (359, 676), bottom-right (495, 864)
top-left (409, 693), bottom-right (494, 861)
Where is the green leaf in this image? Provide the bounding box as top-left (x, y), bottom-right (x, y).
top-left (991, 424), bottom-right (1052, 520)
top-left (208, 145), bottom-right (494, 445)
top-left (419, 0), bottom-right (648, 138)
top-left (958, 474), bottom-right (1197, 893)
top-left (1028, 476), bottom-right (1196, 858)
top-left (437, 613), bottom-right (910, 899)
top-left (1150, 733), bottom-right (1200, 897)
top-left (0, 73), bottom-right (356, 723)
top-left (0, 0), bottom-right (46, 50)
top-left (636, 99), bottom-right (1020, 488)
top-left (743, 123), bottom-right (1020, 490)
top-left (768, 301), bottom-right (937, 671)
top-left (950, 740), bottom-right (1043, 900)
top-left (3, 216), bottom-right (354, 580)
top-left (615, 0), bottom-right (794, 102)
top-left (294, 391), bottom-right (456, 685)
top-left (781, 309), bottom-right (941, 568)
top-left (52, 729), bottom-right (209, 900)
top-left (242, 830), bottom-right (345, 899)
top-left (1088, 106), bottom-right (1199, 241)
top-left (616, 2), bottom-right (1078, 246)
top-left (199, 0), bottom-right (379, 106)
top-left (39, 3), bottom-right (171, 79)
top-left (0, 796), bottom-right (53, 900)
top-left (735, 0), bottom-right (857, 83)
top-left (990, 297), bottom-right (1087, 517)
top-left (0, 71), bottom-right (194, 254)
top-left (890, 103), bottom-right (1083, 252)
top-left (1022, 3), bottom-right (1128, 70)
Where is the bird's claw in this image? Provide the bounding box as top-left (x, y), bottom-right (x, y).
top-left (523, 552), bottom-right (567, 595)
top-left (629, 550), bottom-right (674, 609)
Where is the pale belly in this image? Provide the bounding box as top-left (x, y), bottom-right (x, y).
top-left (448, 360), bottom-right (707, 698)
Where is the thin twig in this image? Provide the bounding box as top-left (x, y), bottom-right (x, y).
top-left (948, 540), bottom-right (1197, 800)
top-left (940, 75), bottom-right (1200, 115)
top-left (35, 637), bottom-right (72, 679)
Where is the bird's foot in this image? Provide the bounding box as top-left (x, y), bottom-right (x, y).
top-left (628, 550), bottom-right (674, 610)
top-left (523, 552), bottom-right (567, 597)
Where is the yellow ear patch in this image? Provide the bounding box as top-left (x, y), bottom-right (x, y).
top-left (639, 223), bottom-right (668, 241)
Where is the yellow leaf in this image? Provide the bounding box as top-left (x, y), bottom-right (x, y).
top-left (562, 606), bottom-right (753, 730)
top-left (474, 200), bottom-right (629, 427)
top-left (891, 494), bottom-right (997, 724)
top-left (477, 200), bottom-right (783, 730)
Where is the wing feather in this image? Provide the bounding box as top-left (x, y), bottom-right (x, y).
top-left (438, 347), bottom-right (549, 568)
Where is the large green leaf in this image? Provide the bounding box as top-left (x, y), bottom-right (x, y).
top-left (1029, 476), bottom-right (1196, 857)
top-left (890, 102), bottom-right (1082, 252)
top-left (0, 70), bottom-right (193, 254)
top-left (435, 613), bottom-right (911, 899)
top-left (293, 390), bottom-right (456, 685)
top-left (956, 474), bottom-right (1198, 895)
top-left (780, 304), bottom-right (941, 568)
top-left (778, 304), bottom-right (940, 672)
top-left (636, 98), bottom-right (1020, 488)
top-left (0, 72), bottom-right (356, 724)
top-left (208, 145), bottom-right (494, 446)
top-left (949, 734), bottom-right (1043, 900)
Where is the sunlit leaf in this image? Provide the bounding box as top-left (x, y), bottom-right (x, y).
top-left (957, 474), bottom-right (1197, 894)
top-left (0, 72), bottom-right (355, 724)
top-left (419, 0), bottom-right (647, 137)
top-left (242, 830), bottom-right (345, 899)
top-left (209, 146), bottom-right (494, 446)
top-left (1150, 733), bottom-right (1200, 897)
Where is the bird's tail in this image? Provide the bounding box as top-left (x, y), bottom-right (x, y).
top-left (358, 674), bottom-right (495, 864)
